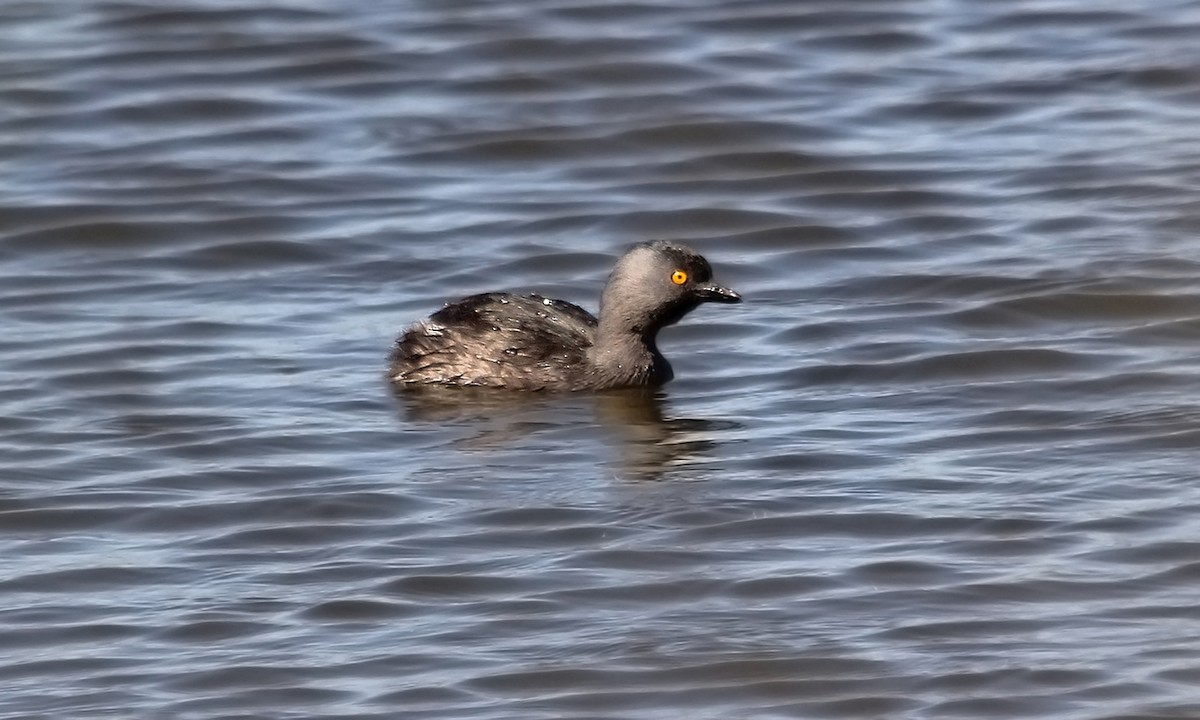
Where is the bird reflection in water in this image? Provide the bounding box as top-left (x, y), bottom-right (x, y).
top-left (391, 386), bottom-right (736, 481)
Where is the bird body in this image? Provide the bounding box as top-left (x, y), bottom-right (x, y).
top-left (392, 293), bottom-right (601, 390)
top-left (389, 241), bottom-right (739, 391)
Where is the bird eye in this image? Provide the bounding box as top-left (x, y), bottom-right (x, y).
top-left (671, 270), bottom-right (688, 285)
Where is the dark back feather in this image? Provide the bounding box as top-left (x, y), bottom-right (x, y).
top-left (390, 293), bottom-right (597, 390)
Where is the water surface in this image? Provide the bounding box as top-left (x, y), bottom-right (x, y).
top-left (3, 1), bottom-right (1200, 718)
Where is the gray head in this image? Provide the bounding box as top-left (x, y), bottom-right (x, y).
top-left (597, 240), bottom-right (741, 339)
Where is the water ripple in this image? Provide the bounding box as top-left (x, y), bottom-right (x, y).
top-left (3, 0), bottom-right (1200, 719)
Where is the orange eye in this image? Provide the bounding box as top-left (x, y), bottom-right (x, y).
top-left (671, 270), bottom-right (688, 285)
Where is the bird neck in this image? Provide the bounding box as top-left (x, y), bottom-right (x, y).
top-left (588, 316), bottom-right (670, 388)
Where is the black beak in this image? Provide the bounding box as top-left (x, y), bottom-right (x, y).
top-left (693, 284), bottom-right (742, 304)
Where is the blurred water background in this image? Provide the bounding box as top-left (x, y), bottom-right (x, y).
top-left (3, 1), bottom-right (1200, 718)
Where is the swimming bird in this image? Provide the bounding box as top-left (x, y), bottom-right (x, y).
top-left (388, 241), bottom-right (740, 391)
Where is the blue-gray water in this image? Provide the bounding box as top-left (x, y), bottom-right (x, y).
top-left (3, 1), bottom-right (1200, 718)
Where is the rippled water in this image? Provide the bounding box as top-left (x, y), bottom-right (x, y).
top-left (4, 1), bottom-right (1200, 718)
